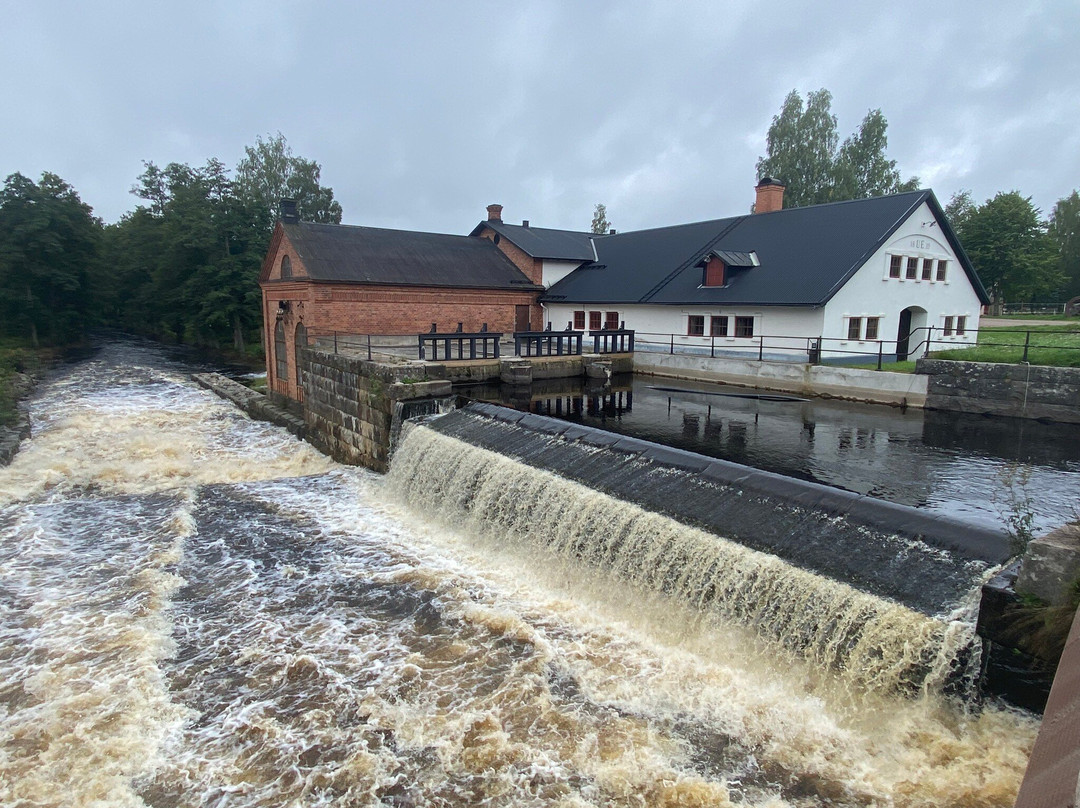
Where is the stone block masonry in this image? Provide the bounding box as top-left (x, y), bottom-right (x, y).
top-left (917, 359), bottom-right (1080, 423)
top-left (300, 348), bottom-right (452, 472)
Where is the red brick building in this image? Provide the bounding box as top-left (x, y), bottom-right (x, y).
top-left (260, 201), bottom-right (544, 399)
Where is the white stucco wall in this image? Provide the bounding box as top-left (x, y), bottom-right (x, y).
top-left (544, 303), bottom-right (825, 359)
top-left (825, 201), bottom-right (983, 359)
top-left (542, 260), bottom-right (585, 288)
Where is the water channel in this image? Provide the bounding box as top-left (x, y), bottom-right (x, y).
top-left (0, 341), bottom-right (1045, 806)
top-left (459, 374), bottom-right (1080, 535)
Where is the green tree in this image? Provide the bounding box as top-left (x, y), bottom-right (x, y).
top-left (756, 89), bottom-right (918, 208)
top-left (1049, 191), bottom-right (1080, 299)
top-left (0, 172), bottom-right (101, 345)
top-left (235, 133), bottom-right (342, 232)
top-left (952, 191), bottom-right (1062, 306)
top-left (835, 108), bottom-right (920, 200)
top-left (944, 189), bottom-right (975, 232)
top-left (591, 203), bottom-right (610, 234)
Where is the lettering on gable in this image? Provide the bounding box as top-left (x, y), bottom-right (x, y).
top-left (885, 233), bottom-right (948, 257)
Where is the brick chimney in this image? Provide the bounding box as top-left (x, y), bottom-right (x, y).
top-left (486, 203), bottom-right (503, 222)
top-left (754, 178), bottom-right (785, 213)
top-left (280, 198), bottom-right (299, 223)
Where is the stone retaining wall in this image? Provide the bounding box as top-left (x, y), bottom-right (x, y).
top-left (300, 349), bottom-right (451, 472)
top-left (917, 359), bottom-right (1080, 422)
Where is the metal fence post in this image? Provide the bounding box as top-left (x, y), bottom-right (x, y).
top-left (334, 331), bottom-right (338, 354)
top-left (367, 334), bottom-right (371, 361)
top-left (877, 340), bottom-right (883, 370)
top-left (710, 336), bottom-right (715, 358)
top-left (1022, 330), bottom-right (1031, 363)
top-left (758, 336), bottom-right (764, 361)
top-left (670, 334), bottom-right (674, 355)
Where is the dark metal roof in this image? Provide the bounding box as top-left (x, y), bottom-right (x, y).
top-left (469, 220), bottom-right (597, 261)
top-left (703, 249), bottom-right (759, 267)
top-left (280, 221), bottom-right (541, 290)
top-left (540, 190), bottom-right (990, 306)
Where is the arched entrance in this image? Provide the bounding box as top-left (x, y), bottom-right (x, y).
top-left (896, 306), bottom-right (929, 361)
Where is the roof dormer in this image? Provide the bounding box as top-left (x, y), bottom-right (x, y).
top-left (698, 249), bottom-right (758, 287)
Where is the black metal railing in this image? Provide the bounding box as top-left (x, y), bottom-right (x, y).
top-left (592, 328), bottom-right (635, 354)
top-left (418, 323), bottom-right (502, 361)
top-left (513, 326), bottom-right (583, 357)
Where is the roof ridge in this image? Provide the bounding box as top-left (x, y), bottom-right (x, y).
top-left (288, 220), bottom-right (473, 241)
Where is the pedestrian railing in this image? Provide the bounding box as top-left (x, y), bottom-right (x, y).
top-left (513, 327), bottom-right (583, 357)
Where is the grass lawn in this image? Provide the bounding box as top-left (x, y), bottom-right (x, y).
top-left (932, 324), bottom-right (1080, 367)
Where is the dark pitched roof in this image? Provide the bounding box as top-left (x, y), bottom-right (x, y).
top-left (279, 221), bottom-right (541, 290)
top-left (540, 190), bottom-right (990, 306)
top-left (469, 220), bottom-right (597, 261)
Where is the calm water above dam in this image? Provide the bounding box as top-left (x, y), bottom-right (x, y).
top-left (0, 343), bottom-right (1042, 806)
top-left (462, 374), bottom-right (1080, 535)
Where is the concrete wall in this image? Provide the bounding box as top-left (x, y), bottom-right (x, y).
top-left (917, 358), bottom-right (1080, 423)
top-left (635, 352), bottom-right (928, 407)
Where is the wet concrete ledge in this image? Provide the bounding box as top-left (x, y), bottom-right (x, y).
top-left (192, 373), bottom-right (306, 439)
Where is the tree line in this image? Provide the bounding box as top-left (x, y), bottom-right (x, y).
top-left (0, 134), bottom-right (340, 353)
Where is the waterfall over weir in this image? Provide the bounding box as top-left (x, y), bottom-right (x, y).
top-left (388, 403), bottom-right (1010, 696)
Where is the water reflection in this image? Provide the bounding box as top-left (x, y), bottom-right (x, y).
top-left (458, 374), bottom-right (1080, 532)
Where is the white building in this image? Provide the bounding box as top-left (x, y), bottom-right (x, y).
top-left (476, 181), bottom-right (988, 363)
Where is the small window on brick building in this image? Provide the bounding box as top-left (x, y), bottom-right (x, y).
top-left (604, 311), bottom-right (620, 330)
top-left (956, 316), bottom-right (966, 335)
top-left (906, 257), bottom-right (918, 279)
top-left (735, 316), bottom-right (754, 338)
top-left (687, 315), bottom-right (705, 336)
top-left (922, 258), bottom-right (933, 281)
top-left (889, 255), bottom-right (902, 278)
top-left (573, 310), bottom-right (585, 330)
top-left (280, 255), bottom-right (292, 279)
top-left (943, 316), bottom-right (955, 336)
top-left (865, 317), bottom-right (880, 340)
top-left (710, 316), bottom-right (728, 337)
top-left (589, 311), bottom-right (602, 331)
top-left (936, 260), bottom-right (948, 282)
top-left (848, 317), bottom-right (862, 340)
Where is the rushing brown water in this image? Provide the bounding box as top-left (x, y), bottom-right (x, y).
top-left (0, 343), bottom-right (1039, 806)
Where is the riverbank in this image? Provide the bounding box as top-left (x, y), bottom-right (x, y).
top-left (0, 342), bottom-right (60, 465)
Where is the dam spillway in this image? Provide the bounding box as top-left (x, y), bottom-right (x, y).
top-left (397, 402), bottom-right (1009, 618)
top-left (387, 402), bottom-right (1018, 697)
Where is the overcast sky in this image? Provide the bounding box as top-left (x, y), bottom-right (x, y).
top-left (3, 1), bottom-right (1077, 235)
